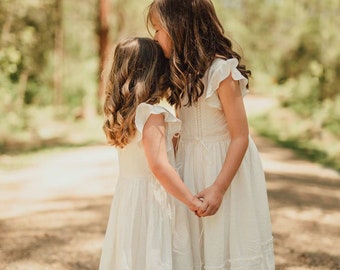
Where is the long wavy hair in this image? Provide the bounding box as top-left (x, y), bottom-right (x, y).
top-left (103, 37), bottom-right (170, 148)
top-left (147, 0), bottom-right (251, 107)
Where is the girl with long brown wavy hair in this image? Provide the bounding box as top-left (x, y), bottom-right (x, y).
top-left (147, 1), bottom-right (275, 269)
top-left (99, 37), bottom-right (202, 270)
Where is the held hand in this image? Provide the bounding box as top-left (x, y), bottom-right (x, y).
top-left (196, 185), bottom-right (225, 217)
top-left (188, 196), bottom-right (203, 213)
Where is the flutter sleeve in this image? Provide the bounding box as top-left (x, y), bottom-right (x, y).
top-left (135, 103), bottom-right (181, 146)
top-left (205, 58), bottom-right (249, 109)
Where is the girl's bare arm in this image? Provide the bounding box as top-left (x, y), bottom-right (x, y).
top-left (197, 75), bottom-right (249, 216)
top-left (143, 114), bottom-right (201, 212)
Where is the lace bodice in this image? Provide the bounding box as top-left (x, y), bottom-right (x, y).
top-left (178, 58), bottom-right (248, 141)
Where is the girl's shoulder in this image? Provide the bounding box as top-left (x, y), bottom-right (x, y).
top-left (135, 103), bottom-right (181, 142)
top-left (135, 103), bottom-right (177, 122)
top-left (203, 57), bottom-right (249, 109)
top-left (207, 57), bottom-right (249, 96)
top-left (210, 57), bottom-right (240, 73)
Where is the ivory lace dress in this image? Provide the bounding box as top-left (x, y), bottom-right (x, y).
top-left (174, 58), bottom-right (275, 270)
top-left (98, 103), bottom-right (181, 270)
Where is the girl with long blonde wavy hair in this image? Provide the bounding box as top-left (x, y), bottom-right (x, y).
top-left (98, 37), bottom-right (202, 270)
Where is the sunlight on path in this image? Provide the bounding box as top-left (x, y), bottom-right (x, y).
top-left (0, 145), bottom-right (119, 270)
top-left (0, 146), bottom-right (118, 219)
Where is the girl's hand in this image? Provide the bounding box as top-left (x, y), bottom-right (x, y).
top-left (188, 196), bottom-right (203, 213)
top-left (196, 185), bottom-right (224, 217)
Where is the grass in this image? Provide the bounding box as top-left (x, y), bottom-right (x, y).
top-left (249, 111), bottom-right (340, 173)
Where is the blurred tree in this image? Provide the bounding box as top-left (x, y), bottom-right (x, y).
top-left (97, 0), bottom-right (110, 112)
top-left (0, 0), bottom-right (338, 159)
top-left (218, 0), bottom-right (339, 125)
top-left (53, 0), bottom-right (63, 106)
top-left (0, 0), bottom-right (56, 108)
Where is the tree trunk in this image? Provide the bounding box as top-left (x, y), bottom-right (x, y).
top-left (17, 71), bottom-right (29, 109)
top-left (97, 0), bottom-right (110, 113)
top-left (54, 0), bottom-right (63, 106)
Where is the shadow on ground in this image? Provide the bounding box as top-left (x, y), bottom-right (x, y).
top-left (0, 137), bottom-right (339, 270)
top-left (0, 195), bottom-right (112, 270)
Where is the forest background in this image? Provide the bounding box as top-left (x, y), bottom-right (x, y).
top-left (0, 0), bottom-right (339, 171)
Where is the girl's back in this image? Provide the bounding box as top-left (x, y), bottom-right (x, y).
top-left (178, 58), bottom-right (248, 141)
top-left (99, 37), bottom-right (203, 270)
top-left (175, 58), bottom-right (275, 269)
top-left (99, 103), bottom-right (180, 270)
top-left (117, 137), bottom-right (152, 178)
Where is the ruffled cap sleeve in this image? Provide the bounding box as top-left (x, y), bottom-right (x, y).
top-left (206, 58), bottom-right (249, 109)
top-left (135, 103), bottom-right (181, 143)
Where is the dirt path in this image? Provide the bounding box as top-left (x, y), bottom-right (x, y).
top-left (0, 95), bottom-right (339, 270)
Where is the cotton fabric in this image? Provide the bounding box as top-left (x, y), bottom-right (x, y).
top-left (98, 103), bottom-right (181, 270)
top-left (175, 58), bottom-right (275, 270)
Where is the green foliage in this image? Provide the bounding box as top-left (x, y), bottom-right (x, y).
top-left (0, 0), bottom-right (339, 168)
top-left (0, 0), bottom-right (152, 152)
top-left (0, 0), bottom-right (56, 104)
top-left (250, 111), bottom-right (340, 172)
top-left (216, 0), bottom-right (340, 169)
top-left (0, 0), bottom-right (97, 151)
